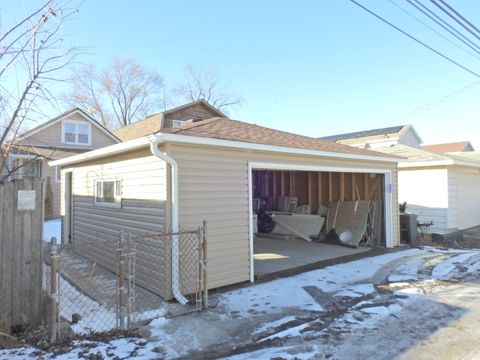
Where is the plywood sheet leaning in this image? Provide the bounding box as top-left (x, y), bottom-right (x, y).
top-left (326, 200), bottom-right (372, 248)
top-left (270, 213), bottom-right (325, 242)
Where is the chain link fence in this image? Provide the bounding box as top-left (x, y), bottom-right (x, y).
top-left (42, 222), bottom-right (208, 342)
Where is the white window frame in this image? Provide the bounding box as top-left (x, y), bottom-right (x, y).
top-left (11, 155), bottom-right (42, 179)
top-left (61, 120), bottom-right (92, 145)
top-left (172, 119), bottom-right (186, 128)
top-left (94, 178), bottom-right (122, 208)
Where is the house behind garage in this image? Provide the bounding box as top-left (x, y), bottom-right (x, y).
top-left (51, 117), bottom-right (400, 297)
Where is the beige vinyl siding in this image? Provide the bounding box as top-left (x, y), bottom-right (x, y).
top-left (17, 112), bottom-right (116, 150)
top-left (70, 152), bottom-right (170, 297)
top-left (169, 143), bottom-right (400, 289)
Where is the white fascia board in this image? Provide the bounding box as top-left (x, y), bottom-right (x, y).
top-left (154, 133), bottom-right (401, 163)
top-left (399, 159), bottom-right (480, 169)
top-left (49, 132), bottom-right (400, 168)
top-left (49, 136), bottom-right (152, 167)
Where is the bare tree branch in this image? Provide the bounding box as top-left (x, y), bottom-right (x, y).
top-left (0, 0), bottom-right (80, 180)
top-left (173, 64), bottom-right (243, 114)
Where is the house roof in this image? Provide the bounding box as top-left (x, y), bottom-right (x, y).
top-left (160, 117), bottom-right (398, 158)
top-left (51, 117), bottom-right (401, 168)
top-left (15, 108), bottom-right (120, 143)
top-left (320, 124), bottom-right (423, 146)
top-left (113, 99), bottom-right (226, 141)
top-left (320, 125), bottom-right (406, 142)
top-left (420, 141), bottom-right (474, 153)
top-left (11, 144), bottom-right (86, 159)
top-left (375, 144), bottom-right (480, 168)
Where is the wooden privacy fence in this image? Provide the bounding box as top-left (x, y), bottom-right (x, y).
top-left (0, 178), bottom-right (44, 334)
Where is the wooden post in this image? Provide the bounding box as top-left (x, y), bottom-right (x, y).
top-left (280, 171), bottom-right (285, 196)
top-left (50, 237), bottom-right (58, 343)
top-left (364, 173), bottom-right (369, 200)
top-left (328, 173), bottom-right (333, 202)
top-left (340, 173), bottom-right (345, 201)
top-left (318, 172), bottom-right (322, 206)
top-left (307, 172), bottom-right (313, 206)
top-left (117, 232), bottom-right (125, 329)
top-left (202, 220), bottom-right (208, 309)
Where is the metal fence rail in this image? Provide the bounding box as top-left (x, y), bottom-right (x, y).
top-left (43, 221), bottom-right (208, 342)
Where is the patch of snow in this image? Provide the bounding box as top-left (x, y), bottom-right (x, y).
top-left (334, 283), bottom-right (375, 297)
top-left (220, 248), bottom-right (427, 316)
top-left (360, 303), bottom-right (403, 316)
top-left (43, 218), bottom-right (61, 242)
top-left (387, 257), bottom-right (425, 282)
top-left (432, 252), bottom-right (477, 279)
top-left (253, 315), bottom-right (297, 335)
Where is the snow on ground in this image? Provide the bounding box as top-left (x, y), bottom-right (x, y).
top-left (3, 246), bottom-right (480, 359)
top-left (43, 218), bottom-right (61, 242)
top-left (219, 248), bottom-right (427, 316)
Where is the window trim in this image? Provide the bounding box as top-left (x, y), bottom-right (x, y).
top-left (93, 178), bottom-right (122, 208)
top-left (61, 120), bottom-right (92, 145)
top-left (171, 119), bottom-right (186, 128)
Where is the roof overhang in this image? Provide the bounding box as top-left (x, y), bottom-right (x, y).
top-left (50, 133), bottom-right (401, 167)
top-left (399, 159), bottom-right (480, 169)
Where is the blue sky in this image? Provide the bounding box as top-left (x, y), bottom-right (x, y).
top-left (5, 0), bottom-right (480, 147)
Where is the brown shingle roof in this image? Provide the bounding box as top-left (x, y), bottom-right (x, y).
top-left (420, 141), bottom-right (474, 153)
top-left (161, 117), bottom-right (398, 158)
top-left (113, 114), bottom-right (163, 141)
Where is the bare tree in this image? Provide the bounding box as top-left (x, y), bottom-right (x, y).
top-left (174, 64), bottom-right (243, 113)
top-left (0, 0), bottom-right (79, 181)
top-left (65, 57), bottom-right (165, 128)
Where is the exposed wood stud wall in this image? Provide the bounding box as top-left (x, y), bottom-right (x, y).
top-left (253, 170), bottom-right (384, 214)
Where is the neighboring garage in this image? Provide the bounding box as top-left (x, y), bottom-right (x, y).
top-left (51, 117), bottom-right (400, 300)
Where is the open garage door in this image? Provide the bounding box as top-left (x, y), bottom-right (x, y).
top-left (248, 163), bottom-right (393, 279)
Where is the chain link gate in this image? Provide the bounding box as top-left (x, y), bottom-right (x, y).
top-left (44, 221), bottom-right (208, 342)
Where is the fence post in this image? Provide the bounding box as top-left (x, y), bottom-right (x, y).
top-left (49, 237), bottom-right (58, 343)
top-left (126, 233), bottom-right (135, 329)
top-left (117, 231), bottom-right (125, 329)
top-left (202, 220), bottom-right (208, 309)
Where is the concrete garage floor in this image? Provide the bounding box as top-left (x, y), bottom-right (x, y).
top-left (254, 235), bottom-right (372, 277)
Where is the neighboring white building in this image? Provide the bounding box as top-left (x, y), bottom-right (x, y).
top-left (322, 126), bottom-right (480, 231)
top-left (320, 124), bottom-right (422, 149)
top-left (373, 145), bottom-right (480, 231)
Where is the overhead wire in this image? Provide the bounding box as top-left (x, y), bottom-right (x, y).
top-left (431, 0), bottom-right (480, 41)
top-left (406, 0), bottom-right (480, 54)
top-left (386, 0), bottom-right (480, 60)
top-left (348, 0), bottom-right (480, 78)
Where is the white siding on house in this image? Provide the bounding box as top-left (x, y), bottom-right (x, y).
top-left (454, 166), bottom-right (480, 229)
top-left (399, 128), bottom-right (421, 148)
top-left (399, 168), bottom-right (449, 231)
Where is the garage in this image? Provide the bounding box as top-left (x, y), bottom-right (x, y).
top-left (53, 116), bottom-right (399, 296)
top-left (250, 165), bottom-right (392, 278)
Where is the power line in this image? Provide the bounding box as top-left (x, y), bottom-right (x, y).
top-left (348, 0), bottom-right (480, 78)
top-left (387, 0), bottom-right (480, 60)
top-left (389, 80), bottom-right (480, 124)
top-left (431, 0), bottom-right (480, 41)
top-left (406, 0), bottom-right (480, 54)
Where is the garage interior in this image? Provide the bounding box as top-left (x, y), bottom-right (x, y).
top-left (252, 169), bottom-right (386, 277)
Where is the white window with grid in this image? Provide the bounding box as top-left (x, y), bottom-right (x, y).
top-left (94, 179), bottom-right (122, 207)
top-left (62, 120), bottom-right (91, 145)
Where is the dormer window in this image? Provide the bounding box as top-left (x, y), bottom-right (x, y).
top-left (172, 119), bottom-right (186, 128)
top-left (62, 120), bottom-right (91, 145)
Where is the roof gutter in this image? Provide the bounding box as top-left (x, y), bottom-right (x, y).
top-left (149, 137), bottom-right (188, 305)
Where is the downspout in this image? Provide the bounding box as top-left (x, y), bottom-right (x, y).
top-left (149, 139), bottom-right (188, 305)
